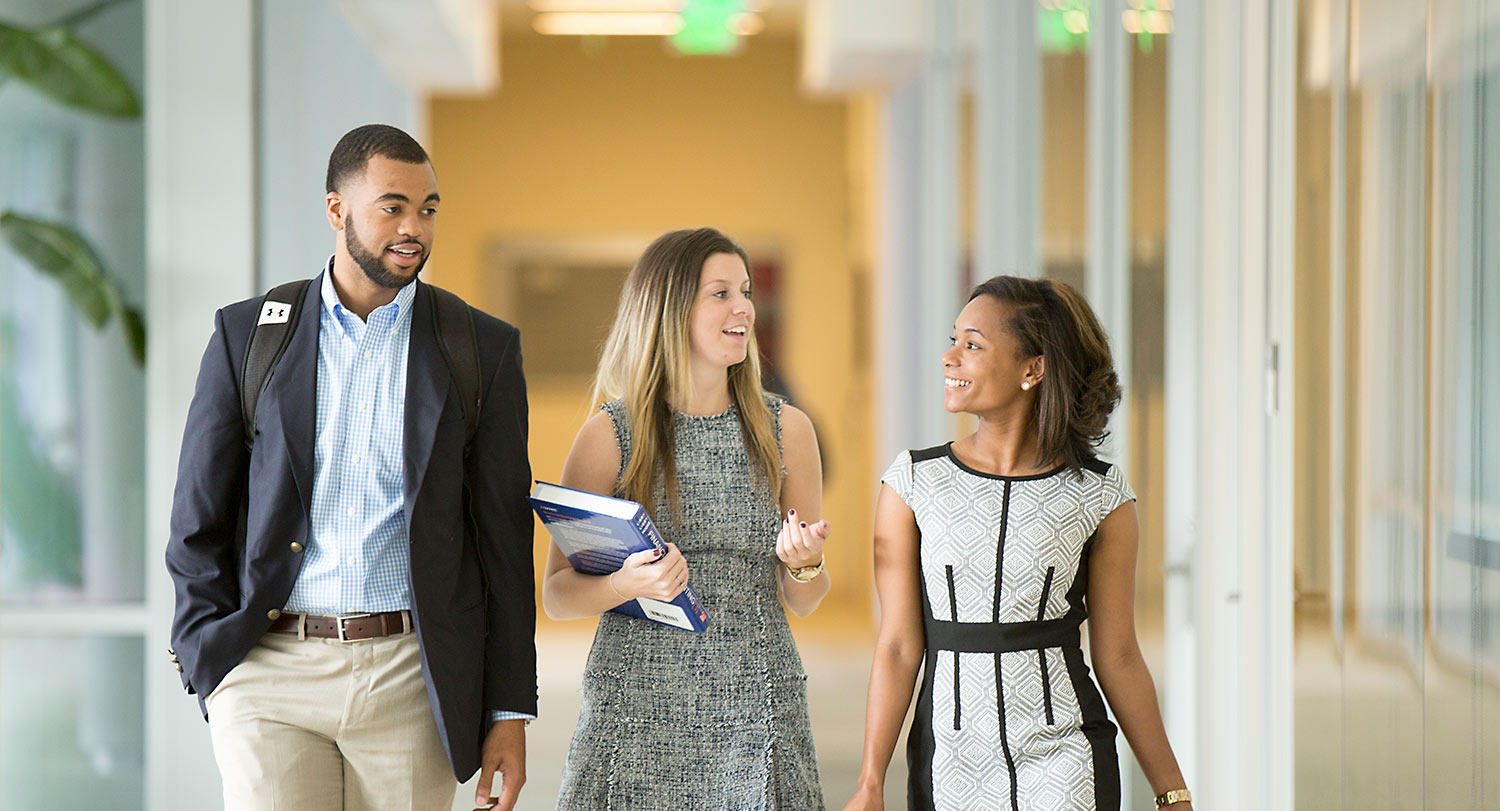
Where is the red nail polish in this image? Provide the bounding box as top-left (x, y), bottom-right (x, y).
top-left (799, 522), bottom-right (807, 529)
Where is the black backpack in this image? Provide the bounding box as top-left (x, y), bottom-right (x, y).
top-left (239, 278), bottom-right (482, 451)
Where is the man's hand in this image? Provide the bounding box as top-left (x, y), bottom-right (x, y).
top-left (473, 719), bottom-right (526, 810)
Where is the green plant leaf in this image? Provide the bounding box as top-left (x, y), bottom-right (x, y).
top-left (0, 21), bottom-right (140, 117)
top-left (0, 211), bottom-right (112, 326)
top-left (119, 305), bottom-right (145, 365)
top-left (0, 212), bottom-right (148, 367)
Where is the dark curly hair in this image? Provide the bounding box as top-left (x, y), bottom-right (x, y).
top-left (969, 275), bottom-right (1122, 475)
top-left (325, 124), bottom-right (431, 194)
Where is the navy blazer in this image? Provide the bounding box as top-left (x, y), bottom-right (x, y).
top-left (165, 275), bottom-right (536, 779)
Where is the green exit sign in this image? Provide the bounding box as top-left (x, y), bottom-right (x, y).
top-left (672, 0), bottom-right (744, 55)
top-left (1040, 1), bottom-right (1173, 56)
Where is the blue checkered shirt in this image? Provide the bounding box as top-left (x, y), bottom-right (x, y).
top-left (284, 263), bottom-right (532, 724)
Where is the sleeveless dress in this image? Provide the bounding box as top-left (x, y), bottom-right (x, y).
top-left (556, 397), bottom-right (825, 811)
top-left (881, 444), bottom-right (1136, 811)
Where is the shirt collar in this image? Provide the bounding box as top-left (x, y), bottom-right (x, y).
top-left (319, 256), bottom-right (419, 328)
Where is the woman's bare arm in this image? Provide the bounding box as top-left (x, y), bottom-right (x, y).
top-left (541, 411), bottom-right (690, 620)
top-left (844, 485), bottom-right (925, 809)
top-left (1086, 501), bottom-right (1193, 808)
top-left (776, 404), bottom-right (832, 616)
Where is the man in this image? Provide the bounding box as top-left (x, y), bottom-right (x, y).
top-left (166, 124), bottom-right (535, 810)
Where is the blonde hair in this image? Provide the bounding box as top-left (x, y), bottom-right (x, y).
top-left (593, 228), bottom-right (782, 519)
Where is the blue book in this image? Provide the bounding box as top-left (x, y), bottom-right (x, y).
top-left (528, 481), bottom-right (710, 633)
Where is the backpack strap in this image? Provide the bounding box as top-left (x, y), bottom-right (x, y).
top-left (241, 278), bottom-right (313, 448)
top-left (426, 284), bottom-right (490, 607)
top-left (425, 284), bottom-right (482, 450)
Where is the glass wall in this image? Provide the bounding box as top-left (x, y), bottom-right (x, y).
top-left (1294, 0), bottom-right (1500, 806)
top-left (0, 0), bottom-right (148, 808)
top-left (0, 0), bottom-right (146, 603)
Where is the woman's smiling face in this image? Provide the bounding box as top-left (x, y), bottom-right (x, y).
top-left (687, 251), bottom-right (755, 372)
top-left (941, 295), bottom-right (1039, 414)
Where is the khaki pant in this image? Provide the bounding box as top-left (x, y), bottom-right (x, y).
top-left (205, 630), bottom-right (456, 811)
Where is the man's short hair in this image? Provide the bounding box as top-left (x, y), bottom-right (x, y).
top-left (325, 124), bottom-right (431, 194)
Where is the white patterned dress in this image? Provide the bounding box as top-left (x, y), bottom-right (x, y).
top-left (882, 444), bottom-right (1136, 811)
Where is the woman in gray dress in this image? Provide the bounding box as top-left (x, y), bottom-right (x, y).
top-left (543, 227), bottom-right (830, 810)
top-left (844, 277), bottom-right (1192, 811)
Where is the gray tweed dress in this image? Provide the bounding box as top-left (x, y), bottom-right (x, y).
top-left (555, 397), bottom-right (825, 811)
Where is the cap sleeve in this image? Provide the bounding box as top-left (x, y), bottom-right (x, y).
top-left (1100, 463), bottom-right (1136, 521)
top-left (880, 450), bottom-right (915, 506)
top-left (599, 399), bottom-right (630, 493)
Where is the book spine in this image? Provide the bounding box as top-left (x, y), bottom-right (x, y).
top-left (634, 509), bottom-right (708, 629)
top-left (634, 510), bottom-right (668, 555)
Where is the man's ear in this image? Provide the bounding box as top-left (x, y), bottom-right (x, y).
top-left (325, 192), bottom-right (344, 232)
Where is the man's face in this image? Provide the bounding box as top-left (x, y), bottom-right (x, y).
top-left (332, 155), bottom-right (439, 289)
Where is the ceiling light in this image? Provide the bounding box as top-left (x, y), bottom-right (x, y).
top-left (529, 1), bottom-right (683, 11)
top-left (532, 11), bottom-right (683, 36)
top-left (528, 1), bottom-right (766, 11)
top-left (732, 12), bottom-right (763, 36)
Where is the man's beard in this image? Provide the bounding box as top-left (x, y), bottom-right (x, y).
top-left (345, 213), bottom-right (428, 289)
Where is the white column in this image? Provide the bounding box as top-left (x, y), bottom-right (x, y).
top-left (873, 0), bottom-right (962, 479)
top-left (916, 0), bottom-right (961, 446)
top-left (1088, 0), bottom-right (1132, 470)
top-left (1162, 0), bottom-right (1201, 792)
top-left (973, 0), bottom-right (1040, 283)
top-left (1262, 4), bottom-right (1298, 810)
top-left (1325, 0), bottom-right (1349, 654)
top-left (145, 0), bottom-right (259, 807)
top-left (876, 77), bottom-right (928, 470)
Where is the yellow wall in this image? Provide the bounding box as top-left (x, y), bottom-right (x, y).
top-left (426, 35), bottom-right (874, 631)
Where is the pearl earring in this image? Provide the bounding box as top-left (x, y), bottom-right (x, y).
top-left (1020, 381), bottom-right (1032, 391)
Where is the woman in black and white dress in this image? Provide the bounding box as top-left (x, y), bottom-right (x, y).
top-left (844, 277), bottom-right (1193, 811)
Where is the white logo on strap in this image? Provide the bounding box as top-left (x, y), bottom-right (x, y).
top-left (258, 301), bottom-right (292, 325)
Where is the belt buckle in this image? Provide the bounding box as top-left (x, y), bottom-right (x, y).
top-left (336, 613), bottom-right (373, 643)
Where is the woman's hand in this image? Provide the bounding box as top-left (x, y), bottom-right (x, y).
top-left (610, 543), bottom-right (689, 602)
top-left (775, 509), bottom-right (830, 569)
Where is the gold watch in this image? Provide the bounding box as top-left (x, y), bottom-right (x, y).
top-left (786, 558), bottom-right (826, 582)
top-left (1154, 789), bottom-right (1191, 808)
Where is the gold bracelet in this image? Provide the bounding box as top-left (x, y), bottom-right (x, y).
top-left (1154, 789), bottom-right (1191, 808)
top-left (607, 572), bottom-right (628, 601)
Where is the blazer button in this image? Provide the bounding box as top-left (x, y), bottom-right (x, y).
top-left (175, 664), bottom-right (183, 672)
top-left (267, 608), bottom-right (282, 620)
top-left (290, 542), bottom-right (304, 553)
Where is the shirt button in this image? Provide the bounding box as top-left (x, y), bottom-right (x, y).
top-left (347, 556), bottom-right (357, 566)
top-left (290, 542), bottom-right (304, 553)
top-left (348, 508), bottom-right (356, 518)
top-left (267, 608), bottom-right (282, 620)
top-left (364, 351), bottom-right (372, 359)
top-left (353, 454), bottom-right (361, 464)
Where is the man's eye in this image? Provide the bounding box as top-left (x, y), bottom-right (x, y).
top-left (382, 206), bottom-right (398, 214)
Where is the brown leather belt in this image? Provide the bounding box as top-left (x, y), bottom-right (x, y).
top-left (267, 610), bottom-right (411, 642)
